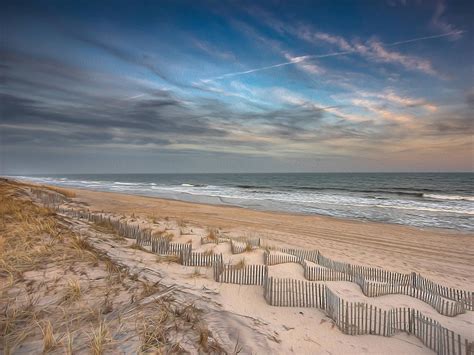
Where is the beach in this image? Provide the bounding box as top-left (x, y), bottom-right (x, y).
top-left (1, 179), bottom-right (473, 354)
top-left (71, 185), bottom-right (474, 287)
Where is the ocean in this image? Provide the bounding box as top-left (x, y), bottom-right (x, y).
top-left (11, 173), bottom-right (474, 232)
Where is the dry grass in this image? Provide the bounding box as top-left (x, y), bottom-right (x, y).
top-left (203, 248), bottom-right (215, 256)
top-left (43, 185), bottom-right (77, 198)
top-left (138, 309), bottom-right (168, 352)
top-left (89, 321), bottom-right (109, 355)
top-left (141, 281), bottom-right (161, 298)
top-left (92, 219), bottom-right (116, 234)
top-left (62, 279), bottom-right (82, 303)
top-left (65, 330), bottom-right (74, 355)
top-left (163, 232), bottom-right (174, 241)
top-left (39, 320), bottom-right (57, 352)
top-left (206, 228), bottom-right (219, 241)
top-left (0, 180), bottom-right (224, 354)
top-left (191, 267), bottom-right (202, 278)
top-left (244, 242), bottom-right (253, 252)
top-left (130, 243), bottom-right (147, 252)
top-left (156, 254), bottom-right (180, 263)
top-left (235, 258), bottom-right (246, 269)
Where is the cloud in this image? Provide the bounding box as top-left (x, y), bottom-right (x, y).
top-left (282, 52), bottom-right (324, 75)
top-left (431, 1), bottom-right (463, 40)
top-left (2, 5), bottom-right (472, 174)
top-left (312, 32), bottom-right (353, 52)
top-left (363, 39), bottom-right (437, 75)
top-left (193, 39), bottom-right (236, 61)
top-left (240, 7), bottom-right (466, 78)
top-left (204, 25), bottom-right (452, 82)
top-left (307, 32), bottom-right (439, 76)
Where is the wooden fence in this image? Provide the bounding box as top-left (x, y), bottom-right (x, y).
top-left (263, 276), bottom-right (326, 308)
top-left (200, 236), bottom-right (230, 245)
top-left (415, 274), bottom-right (474, 311)
top-left (230, 237), bottom-right (261, 254)
top-left (263, 251), bottom-right (302, 266)
top-left (180, 251), bottom-right (223, 267)
top-left (39, 200), bottom-right (474, 354)
top-left (304, 262), bottom-right (352, 282)
top-left (31, 188), bottom-right (67, 206)
top-left (213, 262), bottom-right (267, 285)
top-left (54, 204), bottom-right (474, 316)
top-left (277, 248), bottom-right (319, 264)
top-left (265, 276), bottom-right (474, 354)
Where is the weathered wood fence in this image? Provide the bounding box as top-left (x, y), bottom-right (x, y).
top-left (265, 276), bottom-right (474, 354)
top-left (180, 251), bottom-right (223, 267)
top-left (33, 194), bottom-right (474, 355)
top-left (213, 262), bottom-right (267, 285)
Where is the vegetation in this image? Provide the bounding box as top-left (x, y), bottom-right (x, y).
top-left (0, 180), bottom-right (223, 354)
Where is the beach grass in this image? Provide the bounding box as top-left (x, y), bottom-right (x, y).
top-left (0, 180), bottom-right (223, 354)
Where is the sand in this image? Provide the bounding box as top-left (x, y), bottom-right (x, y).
top-left (71, 187), bottom-right (474, 288)
top-left (20, 183), bottom-right (474, 353)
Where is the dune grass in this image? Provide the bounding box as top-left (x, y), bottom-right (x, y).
top-left (43, 185), bottom-right (77, 198)
top-left (0, 180), bottom-right (224, 354)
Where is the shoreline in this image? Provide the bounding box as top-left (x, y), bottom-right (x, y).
top-left (37, 181), bottom-right (474, 285)
top-left (6, 176), bottom-right (472, 235)
top-left (73, 185), bottom-right (468, 235)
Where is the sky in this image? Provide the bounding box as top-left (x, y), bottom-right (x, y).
top-left (1, 0), bottom-right (473, 174)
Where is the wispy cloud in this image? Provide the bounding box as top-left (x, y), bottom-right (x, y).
top-left (192, 38), bottom-right (236, 61)
top-left (202, 26), bottom-right (465, 82)
top-left (431, 1), bottom-right (463, 40)
top-left (363, 39), bottom-right (437, 75)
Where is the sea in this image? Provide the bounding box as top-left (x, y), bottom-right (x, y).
top-left (10, 173), bottom-right (474, 232)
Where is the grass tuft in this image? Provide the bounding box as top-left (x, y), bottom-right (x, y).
top-left (244, 242), bottom-right (253, 252)
top-left (62, 279), bottom-right (82, 303)
top-left (89, 321), bottom-right (109, 355)
top-left (138, 308), bottom-right (168, 352)
top-left (39, 320), bottom-right (57, 353)
top-left (235, 258), bottom-right (246, 269)
top-left (206, 228), bottom-right (219, 241)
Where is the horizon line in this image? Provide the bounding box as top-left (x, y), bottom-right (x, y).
top-left (3, 171), bottom-right (473, 176)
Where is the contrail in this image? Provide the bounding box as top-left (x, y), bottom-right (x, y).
top-left (202, 51), bottom-right (351, 82)
top-left (388, 30), bottom-right (464, 46)
top-left (203, 31), bottom-right (464, 81)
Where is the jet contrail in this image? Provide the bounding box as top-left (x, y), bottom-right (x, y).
top-left (388, 30), bottom-right (464, 46)
top-left (202, 51), bottom-right (351, 82)
top-left (202, 31), bottom-right (464, 81)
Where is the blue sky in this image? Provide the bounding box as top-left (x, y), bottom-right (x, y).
top-left (1, 0), bottom-right (473, 173)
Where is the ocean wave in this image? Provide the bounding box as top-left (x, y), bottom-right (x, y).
top-left (236, 184), bottom-right (270, 189)
top-left (373, 204), bottom-right (474, 215)
top-left (424, 194), bottom-right (474, 202)
top-left (236, 184), bottom-right (427, 198)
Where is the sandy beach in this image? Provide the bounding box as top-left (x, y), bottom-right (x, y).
top-left (2, 179), bottom-right (473, 354)
top-left (71, 186), bottom-right (474, 287)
